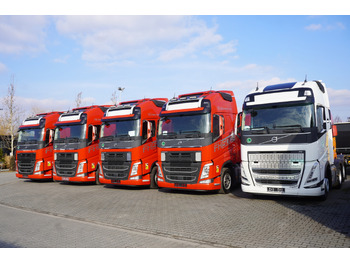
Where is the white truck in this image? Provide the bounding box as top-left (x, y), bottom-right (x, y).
top-left (240, 80), bottom-right (343, 199)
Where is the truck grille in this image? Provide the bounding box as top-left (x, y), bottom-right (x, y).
top-left (248, 152), bottom-right (304, 185)
top-left (102, 152), bottom-right (131, 180)
top-left (55, 153), bottom-right (77, 177)
top-left (17, 153), bottom-right (36, 175)
top-left (162, 152), bottom-right (201, 184)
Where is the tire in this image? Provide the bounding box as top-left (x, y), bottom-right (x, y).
top-left (150, 166), bottom-right (158, 189)
top-left (95, 167), bottom-right (101, 185)
top-left (219, 167), bottom-right (232, 194)
top-left (320, 177), bottom-right (329, 201)
top-left (335, 167), bottom-right (343, 189)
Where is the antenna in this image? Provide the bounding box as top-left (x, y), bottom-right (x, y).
top-left (255, 82), bottom-right (259, 91)
top-left (304, 75), bottom-right (308, 83)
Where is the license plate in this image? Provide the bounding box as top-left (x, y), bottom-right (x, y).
top-left (62, 177), bottom-right (69, 181)
top-left (174, 183), bottom-right (187, 188)
top-left (112, 180), bottom-right (121, 184)
top-left (267, 187), bottom-right (285, 193)
top-left (22, 175), bottom-right (28, 179)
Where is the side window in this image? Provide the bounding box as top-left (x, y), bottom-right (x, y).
top-left (317, 106), bottom-right (326, 133)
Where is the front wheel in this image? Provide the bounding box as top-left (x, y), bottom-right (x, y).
top-left (320, 177), bottom-right (329, 201)
top-left (150, 166), bottom-right (158, 189)
top-left (95, 167), bottom-right (101, 185)
top-left (219, 167), bottom-right (232, 194)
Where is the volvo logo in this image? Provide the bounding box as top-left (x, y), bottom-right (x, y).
top-left (271, 136), bottom-right (278, 143)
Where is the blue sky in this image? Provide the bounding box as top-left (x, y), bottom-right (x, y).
top-left (1, 13), bottom-right (350, 121)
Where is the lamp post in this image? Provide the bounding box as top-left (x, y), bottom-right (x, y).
top-left (118, 87), bottom-right (125, 105)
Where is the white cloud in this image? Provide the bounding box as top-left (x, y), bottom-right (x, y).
top-left (0, 61), bottom-right (7, 72)
top-left (327, 88), bottom-right (350, 107)
top-left (0, 16), bottom-right (49, 54)
top-left (53, 55), bottom-right (70, 64)
top-left (305, 22), bottom-right (346, 31)
top-left (55, 16), bottom-right (236, 63)
top-left (14, 96), bottom-right (97, 116)
top-left (305, 24), bottom-right (322, 31)
top-left (217, 77), bottom-right (298, 93)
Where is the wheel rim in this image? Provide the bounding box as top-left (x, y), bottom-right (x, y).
top-left (339, 170), bottom-right (343, 184)
top-left (154, 170), bottom-right (158, 186)
top-left (223, 172), bottom-right (231, 190)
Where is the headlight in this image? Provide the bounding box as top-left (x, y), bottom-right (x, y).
top-left (156, 162), bottom-right (163, 178)
top-left (130, 162), bottom-right (141, 176)
top-left (35, 161), bottom-right (43, 172)
top-left (200, 163), bottom-right (213, 179)
top-left (306, 162), bottom-right (319, 183)
top-left (77, 161), bottom-right (86, 173)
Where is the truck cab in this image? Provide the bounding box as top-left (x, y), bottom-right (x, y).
top-left (157, 90), bottom-right (241, 193)
top-left (16, 112), bottom-right (62, 180)
top-left (98, 98), bottom-right (167, 188)
top-left (240, 80), bottom-right (340, 199)
top-left (53, 106), bottom-right (109, 183)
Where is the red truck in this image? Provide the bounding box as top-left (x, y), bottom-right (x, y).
top-left (16, 112), bottom-right (62, 180)
top-left (98, 98), bottom-right (167, 187)
top-left (53, 106), bottom-right (109, 183)
top-left (157, 90), bottom-right (241, 193)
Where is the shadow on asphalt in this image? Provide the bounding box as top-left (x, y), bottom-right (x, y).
top-left (102, 184), bottom-right (151, 191)
top-left (0, 240), bottom-right (20, 248)
top-left (231, 177), bottom-right (350, 239)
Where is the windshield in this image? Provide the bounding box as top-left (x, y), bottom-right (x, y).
top-left (18, 128), bottom-right (44, 142)
top-left (101, 119), bottom-right (140, 138)
top-left (54, 124), bottom-right (86, 141)
top-left (158, 114), bottom-right (210, 136)
top-left (242, 103), bottom-right (315, 131)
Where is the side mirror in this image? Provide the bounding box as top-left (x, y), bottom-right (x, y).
top-left (219, 116), bottom-right (224, 137)
top-left (92, 126), bottom-right (98, 141)
top-left (147, 121), bottom-right (152, 140)
top-left (235, 112), bottom-right (242, 139)
top-left (49, 129), bottom-right (54, 144)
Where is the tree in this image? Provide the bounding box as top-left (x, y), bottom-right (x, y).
top-left (0, 76), bottom-right (23, 156)
top-left (333, 116), bottom-right (342, 124)
top-left (111, 89), bottom-right (117, 106)
top-left (75, 91), bottom-right (82, 108)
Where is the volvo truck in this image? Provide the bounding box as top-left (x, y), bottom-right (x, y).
top-left (335, 122), bottom-right (350, 181)
top-left (16, 112), bottom-right (62, 180)
top-left (53, 106), bottom-right (109, 183)
top-left (240, 80), bottom-right (342, 199)
top-left (98, 98), bottom-right (167, 187)
top-left (157, 90), bottom-right (241, 193)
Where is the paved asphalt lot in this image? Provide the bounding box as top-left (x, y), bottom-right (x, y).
top-left (0, 171), bottom-right (349, 248)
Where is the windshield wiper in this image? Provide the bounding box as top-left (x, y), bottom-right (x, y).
top-left (251, 126), bottom-right (270, 134)
top-left (275, 125), bottom-right (303, 133)
top-left (180, 130), bottom-right (201, 138)
top-left (101, 135), bottom-right (114, 141)
top-left (67, 138), bottom-right (80, 142)
top-left (117, 134), bottom-right (133, 141)
top-left (162, 132), bottom-right (178, 138)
